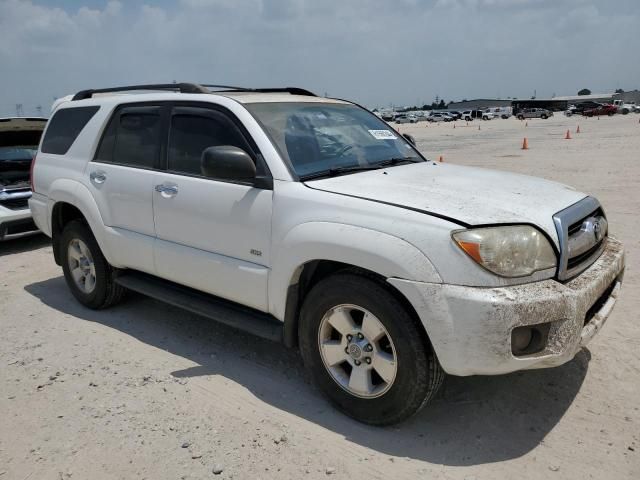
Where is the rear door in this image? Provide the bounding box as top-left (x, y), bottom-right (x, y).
top-left (88, 103), bottom-right (166, 273)
top-left (152, 104), bottom-right (272, 311)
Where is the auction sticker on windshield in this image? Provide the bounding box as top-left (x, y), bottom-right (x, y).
top-left (368, 129), bottom-right (397, 140)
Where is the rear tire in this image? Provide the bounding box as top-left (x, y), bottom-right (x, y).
top-left (299, 273), bottom-right (444, 425)
top-left (60, 220), bottom-right (125, 310)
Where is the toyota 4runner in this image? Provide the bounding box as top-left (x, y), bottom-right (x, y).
top-left (30, 83), bottom-right (625, 425)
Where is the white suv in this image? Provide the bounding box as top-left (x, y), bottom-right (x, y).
top-left (30, 83), bottom-right (625, 425)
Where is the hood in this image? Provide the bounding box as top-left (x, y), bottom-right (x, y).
top-left (306, 162), bottom-right (587, 246)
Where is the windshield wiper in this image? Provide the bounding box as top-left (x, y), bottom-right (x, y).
top-left (300, 157), bottom-right (423, 181)
top-left (300, 164), bottom-right (384, 181)
top-left (375, 156), bottom-right (422, 167)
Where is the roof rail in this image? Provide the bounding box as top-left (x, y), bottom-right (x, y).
top-left (72, 83), bottom-right (209, 101)
top-left (201, 85), bottom-right (317, 96)
top-left (71, 83), bottom-right (317, 101)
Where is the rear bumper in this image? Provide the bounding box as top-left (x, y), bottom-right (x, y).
top-left (28, 193), bottom-right (51, 237)
top-left (389, 237), bottom-right (625, 376)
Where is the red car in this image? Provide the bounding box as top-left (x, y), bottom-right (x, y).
top-left (583, 104), bottom-right (617, 117)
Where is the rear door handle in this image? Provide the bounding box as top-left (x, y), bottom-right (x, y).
top-left (155, 184), bottom-right (178, 198)
top-left (90, 170), bottom-right (107, 184)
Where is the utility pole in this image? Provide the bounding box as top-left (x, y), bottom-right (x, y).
top-left (16, 104), bottom-right (23, 117)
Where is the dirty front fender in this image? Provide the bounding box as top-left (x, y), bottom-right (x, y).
top-left (268, 221), bottom-right (442, 321)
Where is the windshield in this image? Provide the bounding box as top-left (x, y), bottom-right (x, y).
top-left (245, 102), bottom-right (423, 179)
top-left (0, 146), bottom-right (37, 163)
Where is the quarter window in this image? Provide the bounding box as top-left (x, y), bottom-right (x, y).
top-left (41, 106), bottom-right (99, 155)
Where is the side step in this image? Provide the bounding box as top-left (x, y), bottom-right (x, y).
top-left (115, 271), bottom-right (283, 343)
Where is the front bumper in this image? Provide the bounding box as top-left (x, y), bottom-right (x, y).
top-left (389, 237), bottom-right (625, 376)
top-left (0, 207), bottom-right (37, 240)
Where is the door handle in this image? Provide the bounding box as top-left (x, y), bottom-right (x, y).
top-left (90, 170), bottom-right (107, 184)
top-left (155, 184), bottom-right (178, 198)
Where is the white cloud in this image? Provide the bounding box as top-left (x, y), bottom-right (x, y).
top-left (0, 0), bottom-right (638, 115)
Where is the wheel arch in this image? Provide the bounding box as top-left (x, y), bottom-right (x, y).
top-left (49, 182), bottom-right (114, 266)
top-left (281, 260), bottom-right (431, 350)
top-left (272, 223), bottom-right (441, 348)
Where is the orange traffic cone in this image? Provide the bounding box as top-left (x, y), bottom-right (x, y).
top-left (576, 125), bottom-right (581, 134)
top-left (522, 137), bottom-right (529, 150)
top-left (565, 129), bottom-right (571, 140)
top-left (439, 155), bottom-right (443, 162)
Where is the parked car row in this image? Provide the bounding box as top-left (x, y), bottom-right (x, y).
top-left (383, 107), bottom-right (515, 125)
top-left (564, 100), bottom-right (640, 117)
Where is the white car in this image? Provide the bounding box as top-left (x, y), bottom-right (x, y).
top-left (427, 112), bottom-right (452, 122)
top-left (30, 83), bottom-right (625, 425)
top-left (395, 113), bottom-right (417, 124)
top-left (0, 117), bottom-right (47, 240)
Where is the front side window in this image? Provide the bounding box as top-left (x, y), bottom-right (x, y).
top-left (167, 108), bottom-right (252, 176)
top-left (95, 106), bottom-right (161, 169)
top-left (245, 102), bottom-right (423, 179)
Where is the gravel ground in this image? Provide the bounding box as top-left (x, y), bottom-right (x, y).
top-left (1, 113), bottom-right (639, 479)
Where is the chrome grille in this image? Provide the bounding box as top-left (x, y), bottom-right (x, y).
top-left (0, 189), bottom-right (32, 211)
top-left (553, 197), bottom-right (607, 281)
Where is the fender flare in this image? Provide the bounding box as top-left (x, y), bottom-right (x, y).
top-left (48, 179), bottom-right (116, 265)
top-left (269, 222), bottom-right (442, 325)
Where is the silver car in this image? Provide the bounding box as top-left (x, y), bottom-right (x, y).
top-left (516, 108), bottom-right (553, 120)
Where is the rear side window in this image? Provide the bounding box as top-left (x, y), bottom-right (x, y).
top-left (95, 106), bottom-right (162, 169)
top-left (41, 106), bottom-right (99, 155)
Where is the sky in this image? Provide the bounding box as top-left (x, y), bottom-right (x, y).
top-left (1, 0), bottom-right (639, 116)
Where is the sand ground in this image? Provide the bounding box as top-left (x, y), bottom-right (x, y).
top-left (1, 113), bottom-right (639, 479)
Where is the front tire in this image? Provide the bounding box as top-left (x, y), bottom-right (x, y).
top-left (299, 273), bottom-right (444, 425)
top-left (60, 220), bottom-right (125, 309)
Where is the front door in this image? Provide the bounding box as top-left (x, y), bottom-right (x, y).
top-left (152, 105), bottom-right (272, 311)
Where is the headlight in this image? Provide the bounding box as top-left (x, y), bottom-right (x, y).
top-left (452, 225), bottom-right (557, 277)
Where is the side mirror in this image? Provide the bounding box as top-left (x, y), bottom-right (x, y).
top-left (201, 146), bottom-right (256, 182)
top-left (403, 133), bottom-right (416, 146)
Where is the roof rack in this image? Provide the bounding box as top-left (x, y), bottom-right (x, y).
top-left (72, 83), bottom-right (210, 101)
top-left (72, 83), bottom-right (317, 101)
top-left (201, 85), bottom-right (317, 97)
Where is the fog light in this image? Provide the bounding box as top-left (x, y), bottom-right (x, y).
top-left (511, 323), bottom-right (551, 356)
top-left (512, 327), bottom-right (533, 352)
